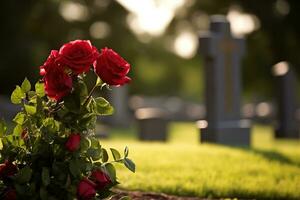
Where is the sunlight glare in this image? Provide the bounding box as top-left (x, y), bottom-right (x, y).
top-left (173, 31), bottom-right (198, 59)
top-left (117, 0), bottom-right (185, 36)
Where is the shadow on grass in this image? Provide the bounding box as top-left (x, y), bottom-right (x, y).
top-left (237, 147), bottom-right (300, 167)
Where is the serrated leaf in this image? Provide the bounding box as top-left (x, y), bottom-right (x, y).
top-left (87, 148), bottom-right (101, 161)
top-left (25, 105), bottom-right (36, 115)
top-left (124, 158), bottom-right (135, 173)
top-left (11, 86), bottom-right (25, 104)
top-left (21, 77), bottom-right (31, 93)
top-left (94, 97), bottom-right (114, 116)
top-left (103, 163), bottom-right (116, 181)
top-left (13, 112), bottom-right (26, 125)
top-left (80, 137), bottom-right (90, 152)
top-left (0, 119), bottom-right (7, 137)
top-left (13, 124), bottom-right (23, 136)
top-left (16, 166), bottom-right (32, 183)
top-left (102, 148), bottom-right (109, 162)
top-left (42, 167), bottom-right (50, 186)
top-left (124, 146), bottom-right (129, 157)
top-left (35, 82), bottom-right (45, 97)
top-left (110, 148), bottom-right (121, 161)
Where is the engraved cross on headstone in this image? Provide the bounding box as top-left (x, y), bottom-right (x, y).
top-left (197, 15), bottom-right (251, 146)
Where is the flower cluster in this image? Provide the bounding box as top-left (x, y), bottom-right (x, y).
top-left (0, 40), bottom-right (135, 199)
top-left (40, 40), bottom-right (131, 101)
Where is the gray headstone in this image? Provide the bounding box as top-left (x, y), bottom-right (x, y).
top-left (135, 108), bottom-right (169, 141)
top-left (102, 86), bottom-right (132, 127)
top-left (272, 61), bottom-right (299, 138)
top-left (197, 15), bottom-right (251, 146)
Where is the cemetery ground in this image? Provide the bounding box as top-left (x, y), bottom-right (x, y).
top-left (102, 123), bottom-right (300, 200)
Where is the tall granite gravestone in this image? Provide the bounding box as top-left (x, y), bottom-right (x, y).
top-left (197, 15), bottom-right (251, 145)
top-left (272, 61), bottom-right (299, 138)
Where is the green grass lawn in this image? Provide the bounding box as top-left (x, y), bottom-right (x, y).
top-left (101, 123), bottom-right (300, 199)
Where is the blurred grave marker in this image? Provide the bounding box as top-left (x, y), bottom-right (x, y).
top-left (272, 61), bottom-right (299, 138)
top-left (197, 15), bottom-right (251, 146)
top-left (103, 86), bottom-right (132, 127)
top-left (135, 108), bottom-right (168, 141)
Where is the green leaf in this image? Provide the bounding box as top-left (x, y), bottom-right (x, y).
top-left (11, 86), bottom-right (25, 104)
top-left (102, 148), bottom-right (109, 162)
top-left (124, 158), bottom-right (135, 173)
top-left (80, 137), bottom-right (90, 152)
top-left (87, 148), bottom-right (101, 161)
top-left (25, 105), bottom-right (36, 115)
top-left (0, 119), bottom-right (7, 137)
top-left (16, 166), bottom-right (32, 183)
top-left (35, 82), bottom-right (45, 97)
top-left (94, 97), bottom-right (114, 116)
top-left (13, 124), bottom-right (23, 136)
top-left (96, 77), bottom-right (102, 86)
top-left (103, 163), bottom-right (116, 181)
top-left (110, 148), bottom-right (121, 161)
top-left (13, 112), bottom-right (26, 125)
top-left (77, 79), bottom-right (88, 103)
top-left (42, 167), bottom-right (50, 186)
top-left (69, 159), bottom-right (82, 177)
top-left (124, 146), bottom-right (129, 157)
top-left (21, 77), bottom-right (31, 93)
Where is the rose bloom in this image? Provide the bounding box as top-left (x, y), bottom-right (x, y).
top-left (57, 40), bottom-right (99, 74)
top-left (4, 188), bottom-right (16, 200)
top-left (91, 170), bottom-right (111, 190)
top-left (40, 50), bottom-right (72, 101)
top-left (0, 160), bottom-right (17, 180)
top-left (77, 178), bottom-right (96, 200)
top-left (65, 134), bottom-right (81, 152)
top-left (94, 47), bottom-right (131, 86)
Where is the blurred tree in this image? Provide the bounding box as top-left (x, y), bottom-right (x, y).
top-left (0, 0), bottom-right (299, 102)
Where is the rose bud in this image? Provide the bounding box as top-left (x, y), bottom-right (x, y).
top-left (0, 161), bottom-right (18, 180)
top-left (77, 178), bottom-right (96, 200)
top-left (40, 50), bottom-right (72, 101)
top-left (94, 47), bottom-right (131, 86)
top-left (3, 188), bottom-right (16, 200)
top-left (21, 130), bottom-right (28, 141)
top-left (57, 40), bottom-right (99, 74)
top-left (91, 170), bottom-right (111, 190)
top-left (65, 134), bottom-right (81, 152)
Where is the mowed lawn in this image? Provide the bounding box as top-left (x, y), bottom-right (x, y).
top-left (101, 123), bottom-right (300, 200)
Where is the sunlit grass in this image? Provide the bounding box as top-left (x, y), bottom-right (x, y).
top-left (101, 123), bottom-right (300, 199)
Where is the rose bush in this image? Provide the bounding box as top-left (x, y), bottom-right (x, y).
top-left (0, 40), bottom-right (135, 199)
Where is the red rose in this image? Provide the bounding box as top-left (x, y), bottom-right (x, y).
top-left (94, 47), bottom-right (131, 86)
top-left (57, 40), bottom-right (99, 74)
top-left (91, 170), bottom-right (111, 190)
top-left (0, 161), bottom-right (17, 180)
top-left (4, 188), bottom-right (16, 200)
top-left (40, 50), bottom-right (72, 101)
top-left (65, 134), bottom-right (81, 152)
top-left (77, 178), bottom-right (96, 200)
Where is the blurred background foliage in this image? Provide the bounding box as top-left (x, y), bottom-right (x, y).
top-left (0, 0), bottom-right (299, 102)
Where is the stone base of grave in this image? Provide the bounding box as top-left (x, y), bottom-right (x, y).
top-left (197, 120), bottom-right (251, 146)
